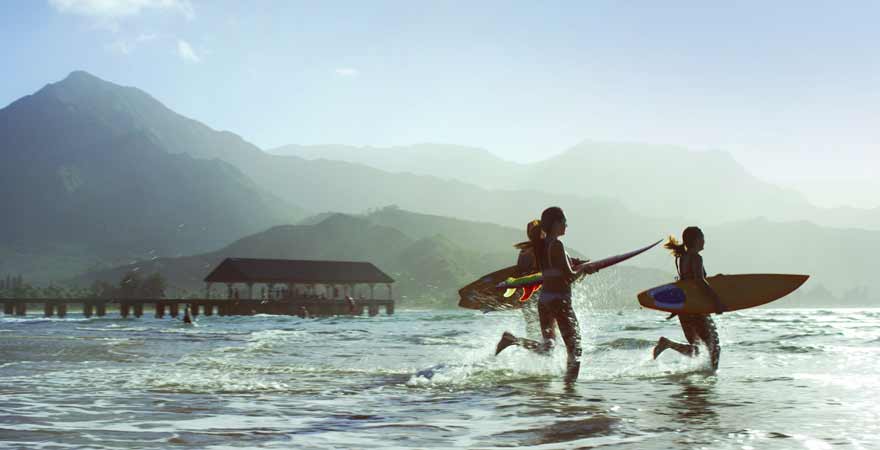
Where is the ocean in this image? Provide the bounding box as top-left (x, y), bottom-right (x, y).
top-left (2, 301), bottom-right (878, 449)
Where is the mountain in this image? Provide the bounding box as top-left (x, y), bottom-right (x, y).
top-left (525, 141), bottom-right (811, 223)
top-left (5, 72), bottom-right (879, 306)
top-left (814, 206), bottom-right (880, 230)
top-left (1, 71), bottom-right (663, 282)
top-left (76, 210), bottom-right (673, 308)
top-left (275, 141), bottom-right (880, 230)
top-left (701, 218), bottom-right (880, 297)
top-left (0, 71), bottom-right (299, 281)
top-left (271, 143), bottom-right (521, 188)
top-left (11, 73), bottom-right (652, 241)
top-left (74, 212), bottom-right (512, 306)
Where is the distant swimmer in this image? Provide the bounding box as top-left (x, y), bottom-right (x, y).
top-left (494, 207), bottom-right (596, 383)
top-left (182, 306), bottom-right (193, 324)
top-left (653, 227), bottom-right (725, 371)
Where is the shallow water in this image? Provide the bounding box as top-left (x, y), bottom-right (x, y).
top-left (1, 304), bottom-right (879, 449)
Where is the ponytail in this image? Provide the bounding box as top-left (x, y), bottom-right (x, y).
top-left (513, 219), bottom-right (544, 250)
top-left (664, 235), bottom-right (687, 258)
top-left (664, 226), bottom-right (704, 258)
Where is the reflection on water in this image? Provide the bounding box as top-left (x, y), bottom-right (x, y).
top-left (670, 377), bottom-right (718, 426)
top-left (1, 308), bottom-right (879, 449)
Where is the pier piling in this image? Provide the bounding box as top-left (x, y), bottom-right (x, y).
top-left (1, 297), bottom-right (393, 319)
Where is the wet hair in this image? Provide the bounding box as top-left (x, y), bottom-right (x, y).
top-left (514, 219), bottom-right (544, 250)
top-left (534, 207), bottom-right (566, 270)
top-left (664, 226), bottom-right (703, 258)
top-left (540, 207), bottom-right (566, 233)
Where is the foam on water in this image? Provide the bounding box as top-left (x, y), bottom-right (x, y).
top-left (3, 304), bottom-right (880, 449)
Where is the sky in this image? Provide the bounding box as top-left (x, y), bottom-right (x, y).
top-left (1, 0), bottom-right (878, 208)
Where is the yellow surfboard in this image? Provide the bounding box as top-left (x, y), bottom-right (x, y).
top-left (637, 274), bottom-right (809, 314)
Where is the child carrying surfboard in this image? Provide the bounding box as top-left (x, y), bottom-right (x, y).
top-left (495, 207), bottom-right (596, 383)
top-left (513, 219), bottom-right (587, 337)
top-left (652, 226), bottom-right (726, 371)
top-left (514, 220), bottom-right (545, 338)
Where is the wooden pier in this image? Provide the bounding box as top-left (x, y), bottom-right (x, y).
top-left (0, 297), bottom-right (394, 318)
top-left (1, 258), bottom-right (398, 319)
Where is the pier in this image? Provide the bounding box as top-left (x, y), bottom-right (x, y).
top-left (0, 258), bottom-right (396, 318)
top-left (0, 297), bottom-right (394, 318)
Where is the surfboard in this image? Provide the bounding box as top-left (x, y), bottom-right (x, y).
top-left (637, 274), bottom-right (809, 314)
top-left (458, 239), bottom-right (662, 311)
top-left (497, 240), bottom-right (663, 291)
top-left (457, 265), bottom-right (522, 311)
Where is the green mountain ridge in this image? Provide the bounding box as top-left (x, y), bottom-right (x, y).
top-left (75, 208), bottom-right (673, 308)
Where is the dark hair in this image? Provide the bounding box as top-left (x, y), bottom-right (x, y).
top-left (540, 207), bottom-right (565, 233)
top-left (664, 226), bottom-right (703, 258)
top-left (534, 207), bottom-right (566, 270)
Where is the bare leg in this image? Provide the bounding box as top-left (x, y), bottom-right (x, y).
top-left (654, 314), bottom-right (720, 371)
top-left (653, 336), bottom-right (698, 359)
top-left (521, 301), bottom-right (541, 339)
top-left (496, 299), bottom-right (558, 356)
top-left (554, 301), bottom-right (582, 384)
top-left (695, 316), bottom-right (720, 371)
top-left (495, 331), bottom-right (553, 355)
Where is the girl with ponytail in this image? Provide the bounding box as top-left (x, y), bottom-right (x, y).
top-left (653, 226), bottom-right (725, 371)
top-left (495, 207), bottom-right (595, 384)
top-left (514, 220), bottom-right (545, 338)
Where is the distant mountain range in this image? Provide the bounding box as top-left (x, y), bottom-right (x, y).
top-left (1, 71), bottom-right (877, 306)
top-left (273, 142), bottom-right (880, 230)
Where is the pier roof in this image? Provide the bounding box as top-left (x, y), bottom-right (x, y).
top-left (203, 258), bottom-right (394, 284)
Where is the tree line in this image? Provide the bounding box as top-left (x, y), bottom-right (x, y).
top-left (0, 271), bottom-right (166, 299)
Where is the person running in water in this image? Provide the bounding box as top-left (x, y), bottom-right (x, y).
top-left (514, 220), bottom-right (544, 338)
top-left (652, 226), bottom-right (726, 371)
top-left (495, 207), bottom-right (595, 383)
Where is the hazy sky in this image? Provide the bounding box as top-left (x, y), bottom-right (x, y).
top-left (2, 1), bottom-right (878, 207)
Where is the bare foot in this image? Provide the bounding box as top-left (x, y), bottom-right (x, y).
top-left (653, 337), bottom-right (669, 360)
top-left (495, 331), bottom-right (517, 355)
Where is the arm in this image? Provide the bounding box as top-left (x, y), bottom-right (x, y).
top-left (693, 254), bottom-right (725, 314)
top-left (550, 241), bottom-right (579, 280)
top-left (569, 256), bottom-right (595, 279)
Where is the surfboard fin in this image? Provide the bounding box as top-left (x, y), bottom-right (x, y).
top-left (503, 288), bottom-right (516, 298)
top-left (519, 284), bottom-right (540, 302)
